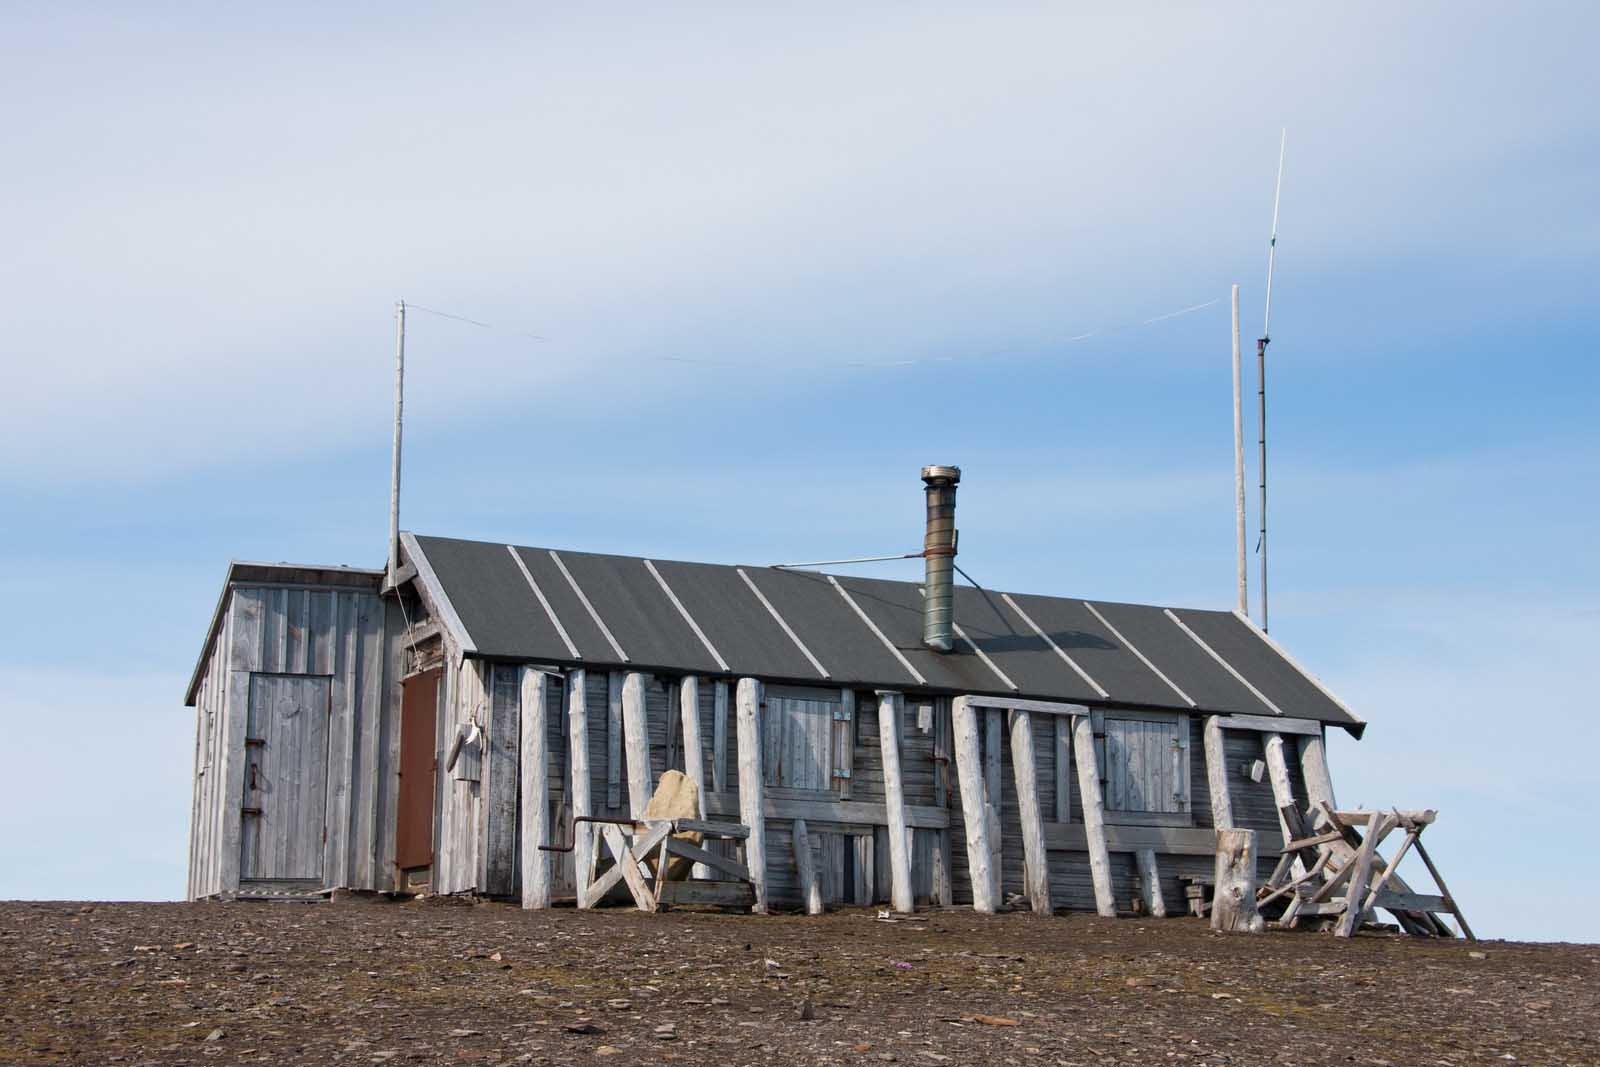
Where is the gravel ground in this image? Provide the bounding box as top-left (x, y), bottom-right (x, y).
top-left (1, 899), bottom-right (1594, 1066)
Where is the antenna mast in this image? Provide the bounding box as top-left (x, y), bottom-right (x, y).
top-left (1257, 129), bottom-right (1285, 632)
top-left (388, 299), bottom-right (406, 585)
top-left (1231, 284), bottom-right (1247, 616)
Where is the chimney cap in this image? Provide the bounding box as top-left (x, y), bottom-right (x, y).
top-left (921, 465), bottom-right (961, 485)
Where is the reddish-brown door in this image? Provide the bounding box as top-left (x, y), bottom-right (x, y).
top-left (396, 669), bottom-right (441, 870)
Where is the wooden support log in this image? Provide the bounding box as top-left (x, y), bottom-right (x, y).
top-left (1411, 836), bottom-right (1474, 940)
top-left (711, 680), bottom-right (729, 793)
top-left (1203, 715), bottom-right (1233, 830)
top-left (983, 708), bottom-right (1003, 894)
top-left (1211, 828), bottom-right (1265, 933)
top-left (566, 669), bottom-right (592, 908)
top-left (1072, 714), bottom-right (1116, 917)
top-left (606, 671), bottom-right (623, 810)
top-left (1053, 715), bottom-right (1072, 824)
top-left (679, 675), bottom-right (710, 879)
top-left (1135, 848), bottom-right (1167, 918)
top-left (951, 696), bottom-right (996, 914)
top-left (876, 691), bottom-right (915, 913)
top-left (792, 817), bottom-right (824, 915)
top-left (1262, 734), bottom-right (1305, 878)
top-left (1296, 731), bottom-right (1337, 811)
top-left (519, 668), bottom-right (551, 909)
top-left (621, 672), bottom-right (653, 819)
top-left (735, 677), bottom-right (767, 913)
top-left (1008, 709), bottom-right (1051, 914)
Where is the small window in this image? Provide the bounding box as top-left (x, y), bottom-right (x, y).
top-left (1103, 712), bottom-right (1190, 824)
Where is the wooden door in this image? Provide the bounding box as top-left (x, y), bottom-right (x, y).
top-left (396, 669), bottom-right (441, 870)
top-left (240, 674), bottom-right (332, 882)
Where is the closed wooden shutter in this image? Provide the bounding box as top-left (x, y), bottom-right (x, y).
top-left (1103, 714), bottom-right (1187, 814)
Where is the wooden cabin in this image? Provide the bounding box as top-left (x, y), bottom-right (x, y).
top-left (184, 471), bottom-right (1363, 915)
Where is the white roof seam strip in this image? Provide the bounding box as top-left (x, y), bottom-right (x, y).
top-left (403, 532), bottom-right (476, 654)
top-left (506, 545), bottom-right (580, 660)
top-left (736, 568), bottom-right (829, 679)
top-left (953, 622), bottom-right (1019, 692)
top-left (643, 559), bottom-right (730, 673)
top-left (1000, 593), bottom-right (1110, 699)
top-left (827, 575), bottom-right (926, 686)
top-left (1231, 610), bottom-right (1363, 725)
top-left (548, 550), bottom-right (629, 663)
top-left (1081, 601), bottom-right (1195, 708)
top-left (1163, 609), bottom-right (1284, 716)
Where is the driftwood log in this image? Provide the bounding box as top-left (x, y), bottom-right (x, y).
top-left (1211, 828), bottom-right (1265, 933)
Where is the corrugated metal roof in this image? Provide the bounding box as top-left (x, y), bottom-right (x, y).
top-left (410, 534), bottom-right (1363, 733)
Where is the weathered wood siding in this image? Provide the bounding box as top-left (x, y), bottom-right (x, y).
top-left (186, 580), bottom-right (401, 899)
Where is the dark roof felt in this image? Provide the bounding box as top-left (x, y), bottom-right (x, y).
top-left (410, 534), bottom-right (1362, 732)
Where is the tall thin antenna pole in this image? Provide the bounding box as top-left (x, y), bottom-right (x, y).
top-left (1258, 128), bottom-right (1286, 632)
top-left (1231, 284), bottom-right (1247, 617)
top-left (388, 299), bottom-right (406, 585)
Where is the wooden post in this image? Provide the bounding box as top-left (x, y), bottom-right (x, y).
top-left (1053, 715), bottom-right (1072, 824)
top-left (711, 680), bottom-right (729, 793)
top-left (792, 817), bottom-right (823, 915)
top-left (566, 669), bottom-right (592, 908)
top-left (1135, 848), bottom-right (1167, 918)
top-left (606, 671), bottom-right (623, 810)
top-left (518, 668), bottom-right (550, 909)
top-left (951, 696), bottom-right (996, 914)
top-left (984, 708), bottom-right (1003, 893)
top-left (735, 677), bottom-right (767, 913)
top-left (876, 691), bottom-right (915, 913)
top-left (1008, 709), bottom-right (1051, 914)
top-left (1073, 714), bottom-right (1116, 918)
top-left (1297, 731), bottom-right (1337, 811)
top-left (621, 672), bottom-right (653, 819)
top-left (1335, 812), bottom-right (1394, 938)
top-left (1211, 828), bottom-right (1264, 932)
top-left (1203, 716), bottom-right (1234, 830)
top-left (1262, 733), bottom-right (1303, 875)
top-left (679, 675), bottom-right (710, 879)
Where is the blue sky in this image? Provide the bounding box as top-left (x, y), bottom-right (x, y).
top-left (3, 4), bottom-right (1596, 941)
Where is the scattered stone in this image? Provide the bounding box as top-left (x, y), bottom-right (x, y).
top-left (797, 995), bottom-right (815, 1021)
top-left (203, 1028), bottom-right (225, 1042)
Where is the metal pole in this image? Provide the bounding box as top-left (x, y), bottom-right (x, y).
top-left (388, 299), bottom-right (405, 585)
top-left (1257, 335), bottom-right (1268, 632)
top-left (1231, 285), bottom-right (1247, 618)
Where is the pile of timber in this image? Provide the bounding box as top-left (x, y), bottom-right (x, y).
top-left (1258, 804), bottom-right (1472, 939)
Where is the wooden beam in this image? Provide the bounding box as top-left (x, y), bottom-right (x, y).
top-left (566, 669), bottom-right (592, 908)
top-left (1008, 709), bottom-right (1051, 914)
top-left (1203, 715), bottom-right (1234, 830)
top-left (701, 791), bottom-right (950, 830)
top-left (1053, 716), bottom-right (1072, 824)
top-left (1042, 820), bottom-right (1283, 856)
top-left (735, 677), bottom-right (767, 913)
top-left (1211, 713), bottom-right (1321, 737)
top-left (1335, 812), bottom-right (1395, 937)
top-left (951, 696), bottom-right (996, 914)
top-left (792, 818), bottom-right (824, 915)
top-left (519, 668), bottom-right (551, 909)
top-left (679, 675), bottom-right (710, 879)
top-left (621, 672), bottom-right (653, 818)
top-left (1135, 848), bottom-right (1167, 918)
top-left (663, 837), bottom-right (752, 882)
top-left (1262, 733), bottom-right (1305, 879)
top-left (877, 691), bottom-right (915, 913)
top-left (962, 694), bottom-right (1091, 717)
top-left (1073, 714), bottom-right (1116, 917)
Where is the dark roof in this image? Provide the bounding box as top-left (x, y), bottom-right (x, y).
top-left (408, 534), bottom-right (1363, 734)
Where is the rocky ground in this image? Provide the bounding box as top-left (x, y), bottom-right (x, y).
top-left (0, 899), bottom-right (1593, 1066)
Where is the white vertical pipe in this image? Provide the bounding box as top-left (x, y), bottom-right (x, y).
top-left (1231, 284), bottom-right (1248, 617)
top-left (388, 300), bottom-right (405, 584)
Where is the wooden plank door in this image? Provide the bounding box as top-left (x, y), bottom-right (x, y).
top-left (396, 669), bottom-right (441, 871)
top-left (240, 674), bottom-right (332, 882)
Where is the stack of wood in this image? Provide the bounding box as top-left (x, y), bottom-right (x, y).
top-left (1256, 803), bottom-right (1472, 939)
